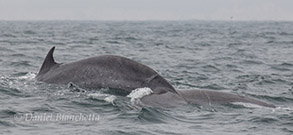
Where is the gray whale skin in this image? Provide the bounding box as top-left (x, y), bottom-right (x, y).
top-left (36, 47), bottom-right (275, 108)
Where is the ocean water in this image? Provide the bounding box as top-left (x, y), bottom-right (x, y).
top-left (0, 21), bottom-right (293, 135)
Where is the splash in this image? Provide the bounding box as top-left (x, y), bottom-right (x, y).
top-left (127, 87), bottom-right (153, 102)
top-left (88, 93), bottom-right (117, 104)
top-left (104, 95), bottom-right (117, 104)
top-left (67, 82), bottom-right (87, 92)
top-left (18, 72), bottom-right (36, 80)
top-left (3, 72), bottom-right (38, 91)
top-left (275, 106), bottom-right (293, 111)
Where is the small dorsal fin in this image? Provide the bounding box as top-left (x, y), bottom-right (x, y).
top-left (38, 46), bottom-right (57, 75)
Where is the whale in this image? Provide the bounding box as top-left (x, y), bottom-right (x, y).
top-left (36, 47), bottom-right (177, 95)
top-left (140, 89), bottom-right (275, 108)
top-left (37, 47), bottom-right (275, 108)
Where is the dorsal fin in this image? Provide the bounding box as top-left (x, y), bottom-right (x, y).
top-left (38, 46), bottom-right (57, 75)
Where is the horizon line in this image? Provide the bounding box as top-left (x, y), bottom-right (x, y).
top-left (1, 19), bottom-right (293, 22)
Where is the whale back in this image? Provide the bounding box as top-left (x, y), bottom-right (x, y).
top-left (36, 47), bottom-right (178, 95)
top-left (177, 89), bottom-right (276, 108)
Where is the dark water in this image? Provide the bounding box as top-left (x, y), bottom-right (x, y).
top-left (0, 21), bottom-right (293, 135)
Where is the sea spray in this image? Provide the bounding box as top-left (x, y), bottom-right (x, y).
top-left (127, 87), bottom-right (153, 102)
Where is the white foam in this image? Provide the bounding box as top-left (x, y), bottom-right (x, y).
top-left (88, 93), bottom-right (110, 98)
top-left (104, 95), bottom-right (117, 104)
top-left (18, 72), bottom-right (36, 80)
top-left (276, 106), bottom-right (293, 111)
top-left (87, 93), bottom-right (117, 104)
top-left (127, 87), bottom-right (153, 102)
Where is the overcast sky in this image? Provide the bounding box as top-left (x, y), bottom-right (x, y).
top-left (0, 0), bottom-right (292, 21)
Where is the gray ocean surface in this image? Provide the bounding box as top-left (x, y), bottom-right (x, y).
top-left (0, 21), bottom-right (293, 135)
